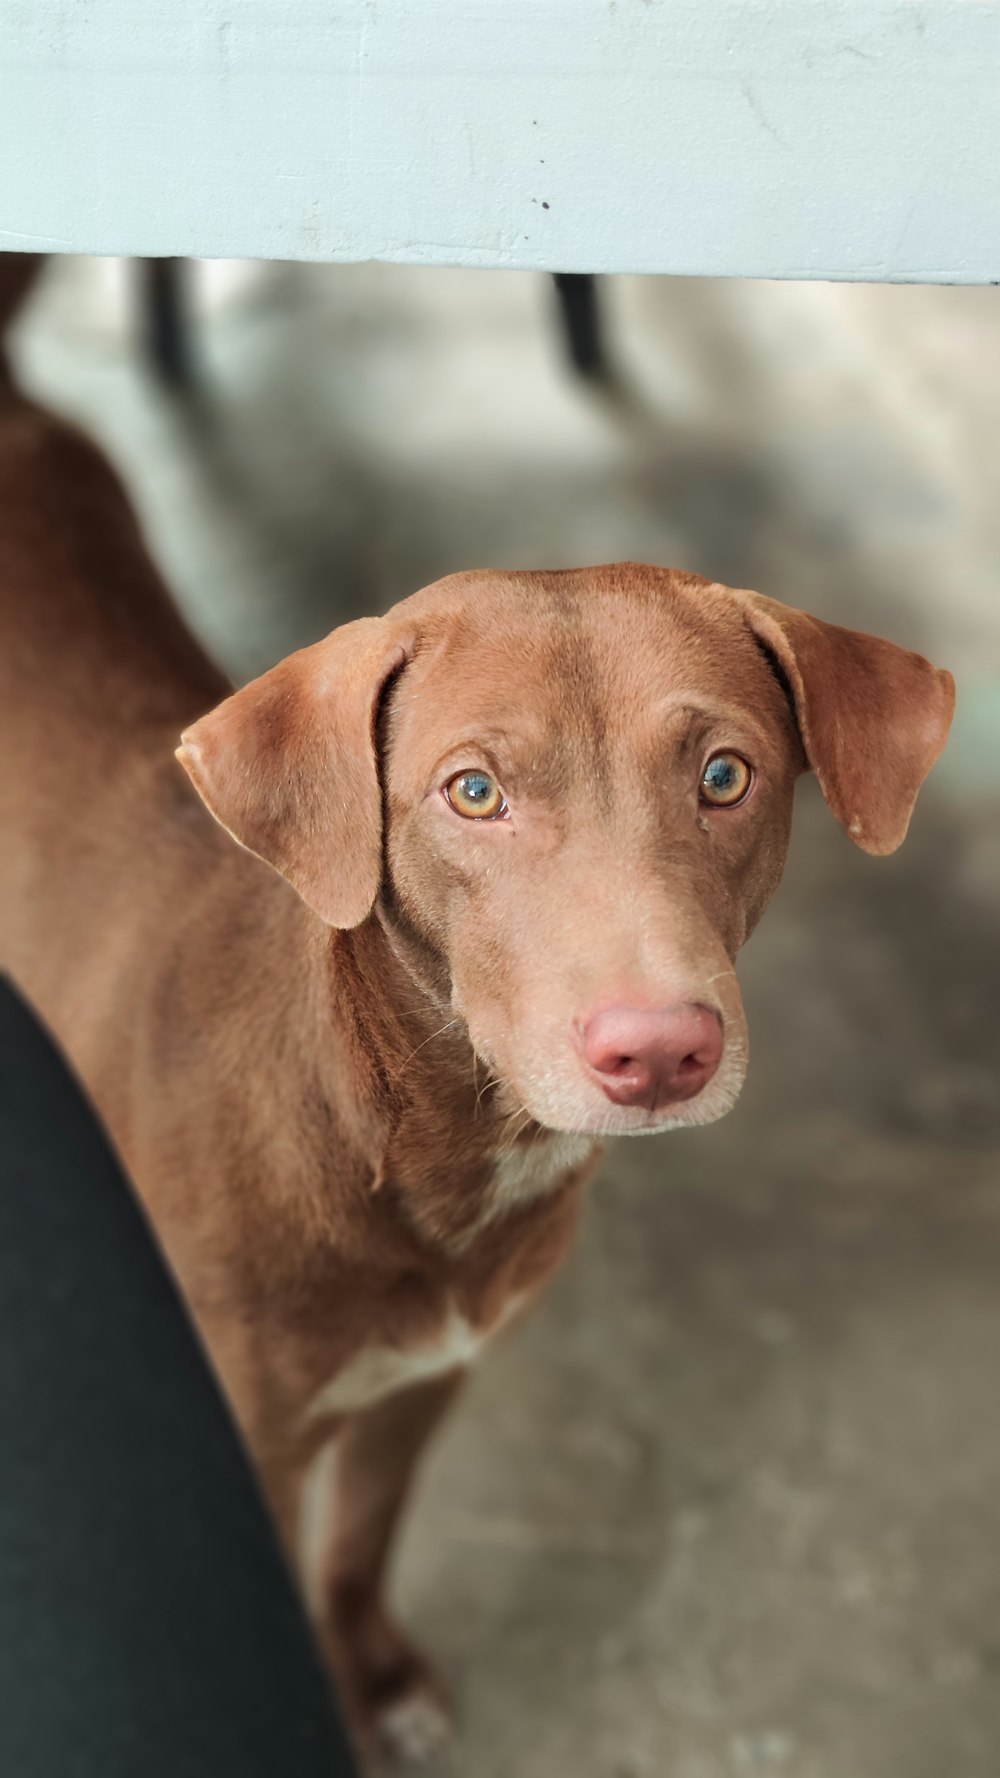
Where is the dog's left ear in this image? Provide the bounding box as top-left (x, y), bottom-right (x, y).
top-left (738, 590), bottom-right (955, 855)
top-left (177, 618), bottom-right (408, 927)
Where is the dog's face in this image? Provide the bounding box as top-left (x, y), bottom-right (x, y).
top-left (178, 566), bottom-right (954, 1139)
top-left (379, 577), bottom-right (799, 1134)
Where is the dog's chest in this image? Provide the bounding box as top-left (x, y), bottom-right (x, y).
top-left (307, 1296), bottom-right (517, 1419)
top-left (305, 1133), bottom-right (594, 1422)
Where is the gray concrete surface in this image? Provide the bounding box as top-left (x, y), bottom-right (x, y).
top-left (14, 258), bottom-right (1000, 1778)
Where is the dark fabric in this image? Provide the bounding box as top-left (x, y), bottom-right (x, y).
top-left (0, 974), bottom-right (355, 1778)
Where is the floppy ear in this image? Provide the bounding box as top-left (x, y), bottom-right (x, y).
top-left (737, 590), bottom-right (955, 855)
top-left (176, 618), bottom-right (408, 927)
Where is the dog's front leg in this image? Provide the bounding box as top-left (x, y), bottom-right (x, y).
top-left (319, 1369), bottom-right (465, 1764)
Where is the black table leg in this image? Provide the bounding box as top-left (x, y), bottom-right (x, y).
top-left (551, 272), bottom-right (606, 377)
top-left (141, 256), bottom-right (194, 388)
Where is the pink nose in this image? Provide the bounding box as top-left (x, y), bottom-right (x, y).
top-left (578, 1004), bottom-right (724, 1111)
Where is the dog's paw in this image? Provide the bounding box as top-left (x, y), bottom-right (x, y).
top-left (325, 1607), bottom-right (453, 1770)
top-left (375, 1680), bottom-right (452, 1766)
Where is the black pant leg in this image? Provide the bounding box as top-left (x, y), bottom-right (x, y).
top-left (0, 974), bottom-right (355, 1778)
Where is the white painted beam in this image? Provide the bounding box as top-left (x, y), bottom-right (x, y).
top-left (1, 0), bottom-right (997, 281)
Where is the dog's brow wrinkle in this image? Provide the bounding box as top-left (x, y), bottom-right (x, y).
top-left (540, 631), bottom-right (615, 805)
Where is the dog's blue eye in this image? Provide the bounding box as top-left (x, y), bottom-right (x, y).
top-left (701, 751), bottom-right (752, 807)
top-left (446, 770), bottom-right (506, 820)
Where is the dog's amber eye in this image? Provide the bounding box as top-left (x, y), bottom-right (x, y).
top-left (445, 770), bottom-right (506, 820)
top-left (700, 751), bottom-right (752, 807)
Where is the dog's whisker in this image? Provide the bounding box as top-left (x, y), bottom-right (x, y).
top-left (496, 1106), bottom-right (534, 1155)
top-left (390, 1018), bottom-right (463, 1083)
top-left (472, 1064), bottom-right (504, 1119)
top-left (472, 1053), bottom-right (485, 1118)
top-left (476, 1069), bottom-right (502, 1101)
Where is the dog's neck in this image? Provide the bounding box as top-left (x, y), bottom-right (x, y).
top-left (315, 915), bottom-right (592, 1251)
top-left (325, 913), bottom-right (525, 1157)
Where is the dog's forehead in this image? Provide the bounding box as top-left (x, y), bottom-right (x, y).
top-left (394, 567), bottom-right (782, 745)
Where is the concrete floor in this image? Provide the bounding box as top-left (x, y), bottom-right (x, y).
top-left (14, 259), bottom-right (1000, 1778)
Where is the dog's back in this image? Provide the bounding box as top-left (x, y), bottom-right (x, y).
top-left (0, 257), bottom-right (223, 730)
top-left (0, 258), bottom-right (227, 1049)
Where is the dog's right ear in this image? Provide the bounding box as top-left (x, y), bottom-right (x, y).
top-left (176, 618), bottom-right (409, 928)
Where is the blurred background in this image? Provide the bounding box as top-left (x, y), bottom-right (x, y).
top-left (12, 258), bottom-right (1000, 1778)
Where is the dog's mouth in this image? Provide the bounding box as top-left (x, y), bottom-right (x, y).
top-left (484, 1016), bottom-right (748, 1142)
top-left (543, 1060), bottom-right (747, 1139)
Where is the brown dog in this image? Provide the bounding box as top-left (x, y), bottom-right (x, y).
top-left (0, 257), bottom-right (954, 1762)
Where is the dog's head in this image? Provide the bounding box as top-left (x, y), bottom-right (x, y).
top-left (178, 566), bottom-right (954, 1138)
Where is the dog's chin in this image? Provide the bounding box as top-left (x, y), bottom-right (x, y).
top-left (545, 1093), bottom-right (740, 1140)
